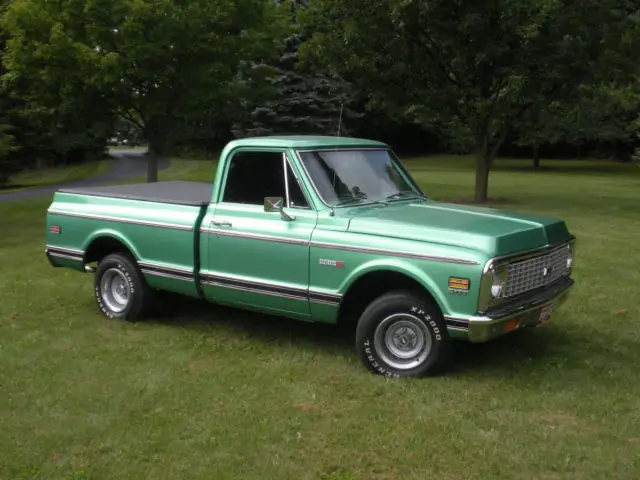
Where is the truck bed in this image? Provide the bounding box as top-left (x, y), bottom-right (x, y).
top-left (58, 181), bottom-right (213, 206)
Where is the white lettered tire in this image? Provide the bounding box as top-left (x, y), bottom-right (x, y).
top-left (94, 252), bottom-right (153, 322)
top-left (355, 290), bottom-right (452, 378)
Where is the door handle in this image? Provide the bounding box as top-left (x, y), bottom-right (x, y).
top-left (212, 220), bottom-right (232, 227)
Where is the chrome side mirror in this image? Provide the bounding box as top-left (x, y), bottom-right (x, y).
top-left (264, 196), bottom-right (296, 221)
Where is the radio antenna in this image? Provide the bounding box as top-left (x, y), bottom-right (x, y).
top-left (336, 103), bottom-right (343, 137)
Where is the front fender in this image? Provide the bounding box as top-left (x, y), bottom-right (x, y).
top-left (338, 258), bottom-right (452, 315)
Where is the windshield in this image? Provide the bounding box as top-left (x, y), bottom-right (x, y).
top-left (298, 149), bottom-right (423, 207)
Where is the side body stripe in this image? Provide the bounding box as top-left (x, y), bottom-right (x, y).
top-left (45, 245), bottom-right (84, 262)
top-left (137, 260), bottom-right (344, 307)
top-left (45, 244), bottom-right (467, 331)
top-left (47, 210), bottom-right (479, 265)
top-left (47, 209), bottom-right (193, 231)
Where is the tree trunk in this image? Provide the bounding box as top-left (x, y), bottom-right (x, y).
top-left (532, 143), bottom-right (540, 169)
top-left (475, 146), bottom-right (490, 203)
top-left (147, 148), bottom-right (158, 183)
top-left (474, 124), bottom-right (510, 202)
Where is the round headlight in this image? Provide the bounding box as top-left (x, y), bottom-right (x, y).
top-left (566, 245), bottom-right (574, 270)
top-left (490, 269), bottom-right (505, 298)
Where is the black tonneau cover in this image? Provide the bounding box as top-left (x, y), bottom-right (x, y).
top-left (58, 181), bottom-right (213, 206)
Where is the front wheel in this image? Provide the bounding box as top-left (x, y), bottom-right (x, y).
top-left (355, 290), bottom-right (452, 378)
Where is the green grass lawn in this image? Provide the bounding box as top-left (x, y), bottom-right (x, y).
top-left (1, 160), bottom-right (113, 193)
top-left (1, 156), bottom-right (639, 479)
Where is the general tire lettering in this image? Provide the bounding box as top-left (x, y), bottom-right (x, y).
top-left (93, 252), bottom-right (154, 322)
top-left (355, 290), bottom-right (452, 378)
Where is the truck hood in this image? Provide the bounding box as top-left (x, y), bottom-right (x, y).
top-left (346, 201), bottom-right (571, 257)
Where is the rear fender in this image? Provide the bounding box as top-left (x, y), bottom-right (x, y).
top-left (82, 229), bottom-right (142, 264)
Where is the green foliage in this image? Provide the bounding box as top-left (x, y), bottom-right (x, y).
top-left (110, 117), bottom-right (144, 145)
top-left (1, 0), bottom-right (114, 174)
top-left (516, 81), bottom-right (640, 162)
top-left (233, 31), bottom-right (360, 138)
top-left (299, 0), bottom-right (640, 200)
top-left (0, 123), bottom-right (17, 185)
top-left (1, 0), bottom-right (639, 192)
top-left (0, 123), bottom-right (12, 156)
top-left (2, 0), bottom-right (289, 180)
top-left (233, 1), bottom-right (361, 138)
top-left (0, 7), bottom-right (19, 185)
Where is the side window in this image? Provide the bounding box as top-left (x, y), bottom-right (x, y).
top-left (221, 151), bottom-right (311, 209)
top-left (286, 162), bottom-right (310, 209)
top-left (222, 151), bottom-right (285, 205)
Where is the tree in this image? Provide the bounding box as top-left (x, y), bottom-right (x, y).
top-left (0, 123), bottom-right (16, 185)
top-left (299, 0), bottom-right (640, 201)
top-left (513, 101), bottom-right (566, 169)
top-left (0, 1), bottom-right (18, 185)
top-left (3, 0), bottom-right (287, 182)
top-left (2, 0), bottom-right (120, 172)
top-left (515, 81), bottom-right (640, 166)
top-left (233, 33), bottom-right (360, 138)
top-left (232, 0), bottom-right (360, 138)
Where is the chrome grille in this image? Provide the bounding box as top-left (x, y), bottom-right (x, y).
top-left (503, 245), bottom-right (570, 298)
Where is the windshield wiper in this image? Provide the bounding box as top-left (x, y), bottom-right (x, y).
top-left (335, 197), bottom-right (366, 207)
top-left (334, 197), bottom-right (388, 207)
top-left (385, 191), bottom-right (425, 201)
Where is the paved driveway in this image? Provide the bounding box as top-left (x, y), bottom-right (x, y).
top-left (0, 148), bottom-right (170, 203)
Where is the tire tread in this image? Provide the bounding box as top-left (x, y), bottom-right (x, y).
top-left (355, 289), bottom-right (452, 378)
top-left (94, 252), bottom-right (155, 322)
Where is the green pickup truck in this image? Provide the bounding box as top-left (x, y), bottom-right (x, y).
top-left (45, 135), bottom-right (575, 378)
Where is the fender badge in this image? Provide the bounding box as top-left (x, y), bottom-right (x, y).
top-left (448, 276), bottom-right (470, 295)
top-left (319, 258), bottom-right (344, 268)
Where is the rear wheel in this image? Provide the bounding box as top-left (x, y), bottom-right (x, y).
top-left (94, 252), bottom-right (154, 321)
top-left (355, 290), bottom-right (452, 378)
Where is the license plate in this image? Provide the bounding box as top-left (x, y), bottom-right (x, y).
top-left (537, 304), bottom-right (555, 326)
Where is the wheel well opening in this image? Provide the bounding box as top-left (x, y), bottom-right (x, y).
top-left (338, 271), bottom-right (440, 324)
top-left (84, 237), bottom-right (134, 265)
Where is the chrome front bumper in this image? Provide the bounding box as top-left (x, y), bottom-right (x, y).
top-left (445, 277), bottom-right (574, 343)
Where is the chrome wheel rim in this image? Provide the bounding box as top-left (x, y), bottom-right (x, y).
top-left (373, 313), bottom-right (432, 370)
top-left (100, 268), bottom-right (131, 313)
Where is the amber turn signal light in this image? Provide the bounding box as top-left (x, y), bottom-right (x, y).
top-left (504, 319), bottom-right (520, 332)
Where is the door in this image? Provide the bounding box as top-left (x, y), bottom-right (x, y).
top-left (202, 149), bottom-right (317, 317)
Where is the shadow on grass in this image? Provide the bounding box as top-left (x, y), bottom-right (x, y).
top-left (148, 293), bottom-right (356, 355)
top-left (449, 328), bottom-right (561, 375)
top-left (450, 325), bottom-right (640, 388)
top-left (145, 293), bottom-right (600, 377)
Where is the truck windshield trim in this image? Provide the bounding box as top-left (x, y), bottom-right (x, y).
top-left (295, 148), bottom-right (424, 209)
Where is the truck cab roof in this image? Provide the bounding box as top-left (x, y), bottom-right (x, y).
top-left (223, 135), bottom-right (389, 151)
